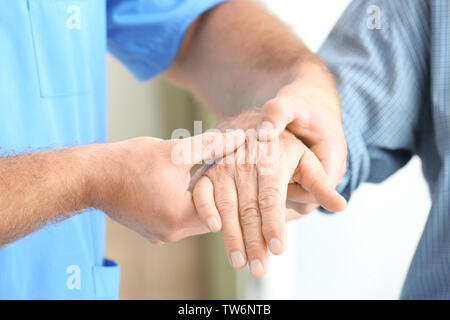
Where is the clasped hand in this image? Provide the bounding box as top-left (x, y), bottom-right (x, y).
top-left (101, 67), bottom-right (347, 279)
top-left (191, 109), bottom-right (346, 277)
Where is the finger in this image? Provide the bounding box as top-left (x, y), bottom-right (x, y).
top-left (163, 192), bottom-right (211, 242)
top-left (209, 174), bottom-right (247, 270)
top-left (171, 129), bottom-right (246, 167)
top-left (189, 163), bottom-right (215, 191)
top-left (193, 176), bottom-right (222, 232)
top-left (286, 200), bottom-right (318, 215)
top-left (309, 141), bottom-right (348, 188)
top-left (258, 98), bottom-right (294, 141)
top-left (290, 122), bottom-right (348, 195)
top-left (256, 139), bottom-right (289, 256)
top-left (236, 166), bottom-right (269, 278)
top-left (293, 148), bottom-right (347, 212)
top-left (287, 183), bottom-right (318, 203)
top-left (257, 168), bottom-right (287, 256)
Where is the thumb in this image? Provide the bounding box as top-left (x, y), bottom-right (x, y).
top-left (258, 99), bottom-right (294, 141)
top-left (171, 129), bottom-right (246, 168)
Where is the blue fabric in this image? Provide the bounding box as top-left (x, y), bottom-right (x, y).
top-left (107, 0), bottom-right (227, 80)
top-left (319, 0), bottom-right (450, 299)
top-left (0, 0), bottom-right (226, 299)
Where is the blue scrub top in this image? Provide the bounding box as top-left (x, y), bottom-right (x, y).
top-left (0, 0), bottom-right (225, 299)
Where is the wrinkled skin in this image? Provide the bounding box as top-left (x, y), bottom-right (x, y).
top-left (192, 109), bottom-right (346, 277)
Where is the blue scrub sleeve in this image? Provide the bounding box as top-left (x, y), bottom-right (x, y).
top-left (107, 0), bottom-right (228, 81)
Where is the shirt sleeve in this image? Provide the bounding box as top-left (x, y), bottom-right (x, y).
top-left (106, 0), bottom-right (228, 81)
top-left (318, 0), bottom-right (430, 206)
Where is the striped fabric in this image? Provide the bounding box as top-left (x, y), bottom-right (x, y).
top-left (318, 0), bottom-right (450, 299)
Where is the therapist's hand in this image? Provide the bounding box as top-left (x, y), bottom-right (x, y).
top-left (92, 130), bottom-right (245, 244)
top-left (191, 109), bottom-right (345, 277)
top-left (258, 63), bottom-right (348, 214)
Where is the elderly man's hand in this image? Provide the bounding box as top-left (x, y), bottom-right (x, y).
top-left (191, 109), bottom-right (345, 277)
top-left (258, 62), bottom-right (348, 214)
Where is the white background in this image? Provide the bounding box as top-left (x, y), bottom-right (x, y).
top-left (244, 0), bottom-right (431, 299)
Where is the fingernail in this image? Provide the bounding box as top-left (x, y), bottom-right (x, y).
top-left (258, 121), bottom-right (275, 140)
top-left (230, 251), bottom-right (246, 269)
top-left (250, 259), bottom-right (264, 277)
top-left (207, 217), bottom-right (221, 232)
top-left (268, 238), bottom-right (282, 254)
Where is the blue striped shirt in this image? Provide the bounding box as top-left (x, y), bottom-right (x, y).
top-left (319, 0), bottom-right (450, 299)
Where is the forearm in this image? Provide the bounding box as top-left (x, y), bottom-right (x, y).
top-left (0, 131), bottom-right (245, 247)
top-left (0, 145), bottom-right (103, 245)
top-left (166, 0), bottom-right (330, 116)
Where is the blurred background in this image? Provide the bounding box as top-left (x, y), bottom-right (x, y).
top-left (105, 0), bottom-right (431, 299)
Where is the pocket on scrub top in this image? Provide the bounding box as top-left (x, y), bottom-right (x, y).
top-left (93, 258), bottom-right (120, 300)
top-left (28, 0), bottom-right (99, 97)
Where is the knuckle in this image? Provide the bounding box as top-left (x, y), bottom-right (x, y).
top-left (239, 205), bottom-right (260, 225)
top-left (264, 98), bottom-right (283, 114)
top-left (204, 165), bottom-right (231, 180)
top-left (215, 198), bottom-right (237, 215)
top-left (258, 189), bottom-right (282, 211)
top-left (294, 151), bottom-right (315, 182)
top-left (203, 171), bottom-right (217, 182)
top-left (244, 237), bottom-right (264, 252)
top-left (222, 233), bottom-right (243, 247)
top-left (237, 164), bottom-right (255, 174)
top-left (240, 217), bottom-right (260, 230)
